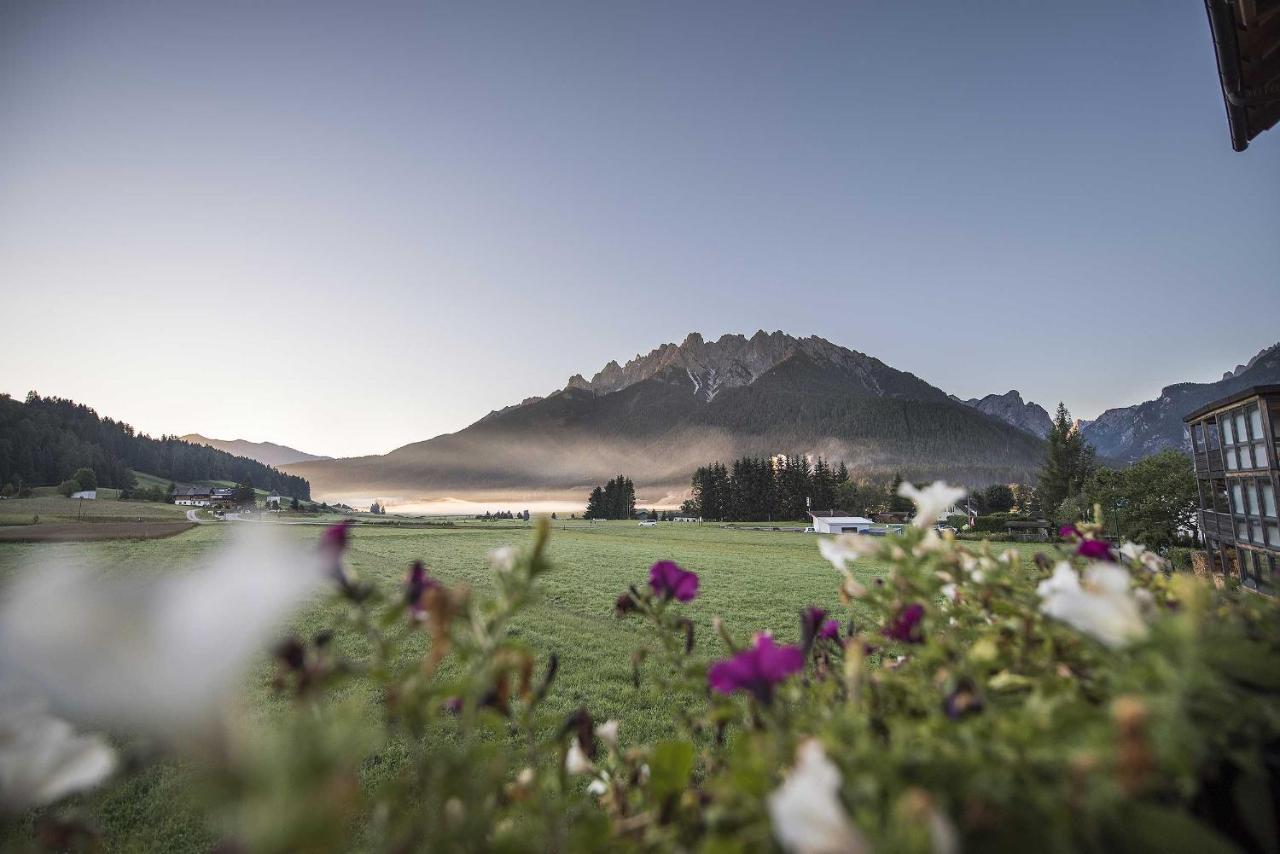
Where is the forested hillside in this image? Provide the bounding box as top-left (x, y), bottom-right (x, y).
top-left (0, 393), bottom-right (310, 499)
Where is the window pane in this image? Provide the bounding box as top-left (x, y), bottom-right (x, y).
top-left (1256, 442), bottom-right (1268, 468)
top-left (1208, 422), bottom-right (1221, 449)
top-left (1227, 449), bottom-right (1238, 470)
top-left (1269, 524), bottom-right (1280, 547)
top-left (1236, 411), bottom-right (1248, 443)
top-left (1253, 522), bottom-right (1265, 544)
top-left (1215, 481), bottom-right (1230, 513)
top-left (1231, 482), bottom-right (1244, 513)
top-left (1192, 423), bottom-right (1205, 451)
top-left (1248, 482), bottom-right (1261, 516)
top-left (1238, 549), bottom-right (1251, 586)
top-left (1249, 406), bottom-right (1263, 440)
top-left (1238, 521), bottom-right (1249, 540)
top-left (1241, 446), bottom-right (1253, 469)
top-left (1263, 482), bottom-right (1277, 518)
top-left (1222, 416), bottom-right (1234, 445)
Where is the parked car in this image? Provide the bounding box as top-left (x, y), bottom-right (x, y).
top-left (803, 526), bottom-right (816, 533)
top-left (639, 520), bottom-right (657, 527)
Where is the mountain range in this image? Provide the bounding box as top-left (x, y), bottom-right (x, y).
top-left (282, 331), bottom-right (1048, 506)
top-left (1078, 341), bottom-right (1280, 461)
top-left (179, 434), bottom-right (330, 468)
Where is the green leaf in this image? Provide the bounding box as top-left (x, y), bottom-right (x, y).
top-left (1109, 803), bottom-right (1241, 854)
top-left (1234, 770), bottom-right (1279, 854)
top-left (650, 739), bottom-right (696, 803)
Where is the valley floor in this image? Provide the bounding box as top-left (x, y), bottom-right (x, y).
top-left (0, 519), bottom-right (1047, 850)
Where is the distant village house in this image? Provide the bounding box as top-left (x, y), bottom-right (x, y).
top-left (173, 486), bottom-right (237, 507)
top-left (809, 511), bottom-right (874, 535)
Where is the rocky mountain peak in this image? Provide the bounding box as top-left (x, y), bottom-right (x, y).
top-left (960, 390), bottom-right (1053, 439)
top-left (1222, 341), bottom-right (1280, 380)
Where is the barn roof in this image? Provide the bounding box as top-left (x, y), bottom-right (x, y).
top-left (1204, 0), bottom-right (1280, 150)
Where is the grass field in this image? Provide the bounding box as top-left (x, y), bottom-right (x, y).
top-left (0, 520), bottom-right (1046, 850)
top-left (0, 494), bottom-right (189, 524)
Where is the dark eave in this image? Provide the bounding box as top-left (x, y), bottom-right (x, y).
top-left (1204, 0), bottom-right (1280, 150)
top-left (1183, 384), bottom-right (1280, 422)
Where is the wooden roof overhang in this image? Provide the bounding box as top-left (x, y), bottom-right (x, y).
top-left (1204, 0), bottom-right (1280, 150)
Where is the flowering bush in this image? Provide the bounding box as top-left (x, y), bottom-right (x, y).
top-left (2, 487), bottom-right (1278, 852)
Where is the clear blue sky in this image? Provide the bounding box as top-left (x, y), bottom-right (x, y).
top-left (2, 1), bottom-right (1277, 458)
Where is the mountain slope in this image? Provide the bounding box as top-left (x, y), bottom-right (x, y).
top-left (957, 391), bottom-right (1053, 438)
top-left (180, 434), bottom-right (330, 468)
top-left (1081, 342), bottom-right (1280, 461)
top-left (284, 331), bottom-right (1045, 504)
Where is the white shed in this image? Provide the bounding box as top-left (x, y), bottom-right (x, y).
top-left (70, 490), bottom-right (97, 500)
top-left (809, 512), bottom-right (873, 534)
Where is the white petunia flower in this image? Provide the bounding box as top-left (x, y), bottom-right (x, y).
top-left (594, 719), bottom-right (619, 751)
top-left (818, 535), bottom-right (880, 573)
top-left (767, 739), bottom-right (868, 854)
top-left (0, 696), bottom-right (116, 813)
top-left (487, 546), bottom-right (518, 574)
top-left (1120, 542), bottom-right (1167, 573)
top-left (898, 481), bottom-right (967, 530)
top-left (0, 528), bottom-right (328, 742)
top-left (585, 775), bottom-right (609, 797)
top-left (1037, 561), bottom-right (1147, 649)
top-left (565, 738), bottom-right (593, 775)
top-left (940, 584), bottom-right (958, 603)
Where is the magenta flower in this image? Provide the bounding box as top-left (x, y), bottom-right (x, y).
top-left (405, 560), bottom-right (441, 619)
top-left (649, 561), bottom-right (699, 602)
top-left (883, 603), bottom-right (926, 644)
top-left (1076, 539), bottom-right (1114, 561)
top-left (1058, 524), bottom-right (1078, 539)
top-left (708, 633), bottom-right (804, 703)
top-left (801, 607), bottom-right (842, 653)
top-left (322, 520), bottom-right (353, 554)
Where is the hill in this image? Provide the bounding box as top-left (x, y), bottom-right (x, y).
top-left (285, 331), bottom-right (1046, 505)
top-left (0, 393), bottom-right (311, 499)
top-left (1080, 342), bottom-right (1280, 461)
top-left (180, 434), bottom-right (330, 467)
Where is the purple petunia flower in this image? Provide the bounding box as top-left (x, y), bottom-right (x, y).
top-left (322, 520), bottom-right (353, 554)
top-left (405, 560), bottom-right (441, 619)
top-left (708, 633), bottom-right (804, 703)
top-left (943, 679), bottom-right (983, 720)
top-left (649, 561), bottom-right (699, 602)
top-left (802, 606), bottom-right (841, 651)
top-left (882, 603), bottom-right (927, 644)
top-left (1076, 539), bottom-right (1114, 561)
top-left (800, 606), bottom-right (827, 653)
top-left (1058, 524), bottom-right (1078, 539)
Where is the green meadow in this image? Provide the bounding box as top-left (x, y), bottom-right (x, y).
top-left (0, 519), bottom-right (1046, 850)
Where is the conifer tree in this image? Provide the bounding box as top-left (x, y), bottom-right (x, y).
top-left (1038, 403), bottom-right (1096, 522)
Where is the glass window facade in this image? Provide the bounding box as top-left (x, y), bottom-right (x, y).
top-left (1187, 390), bottom-right (1279, 594)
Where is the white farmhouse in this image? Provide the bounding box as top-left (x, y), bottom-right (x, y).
top-left (809, 511), bottom-right (874, 535)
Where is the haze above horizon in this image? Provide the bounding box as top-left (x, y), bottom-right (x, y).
top-left (2, 1), bottom-right (1277, 458)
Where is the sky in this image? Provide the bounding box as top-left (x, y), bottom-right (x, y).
top-left (1, 0), bottom-right (1277, 459)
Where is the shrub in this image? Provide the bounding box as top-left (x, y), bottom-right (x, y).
top-left (1, 498), bottom-right (1277, 852)
top-left (1164, 546), bottom-right (1196, 573)
top-left (971, 511), bottom-right (1014, 533)
top-left (56, 479), bottom-right (78, 497)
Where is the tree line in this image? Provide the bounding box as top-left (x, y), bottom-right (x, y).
top-left (584, 475), bottom-right (636, 519)
top-left (1033, 402), bottom-right (1197, 549)
top-left (681, 455), bottom-right (852, 522)
top-left (0, 392), bottom-right (311, 500)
